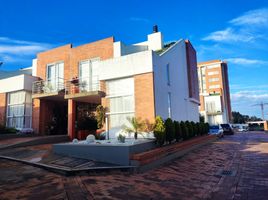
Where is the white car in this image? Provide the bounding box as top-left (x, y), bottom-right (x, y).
top-left (209, 125), bottom-right (224, 138)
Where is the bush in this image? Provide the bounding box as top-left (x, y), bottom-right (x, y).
top-left (191, 121), bottom-right (197, 137)
top-left (153, 116), bottom-right (166, 146)
top-left (165, 118), bottom-right (175, 144)
top-left (180, 121), bottom-right (188, 140)
top-left (196, 122), bottom-right (201, 136)
top-left (0, 124), bottom-right (17, 134)
top-left (205, 123), bottom-right (210, 134)
top-left (174, 120), bottom-right (181, 142)
top-left (77, 116), bottom-right (98, 131)
top-left (185, 121), bottom-right (193, 139)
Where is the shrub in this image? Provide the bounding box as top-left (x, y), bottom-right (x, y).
top-left (96, 105), bottom-right (107, 129)
top-left (174, 120), bottom-right (181, 142)
top-left (191, 122), bottom-right (198, 136)
top-left (165, 118), bottom-right (175, 144)
top-left (185, 121), bottom-right (193, 139)
top-left (205, 123), bottom-right (210, 134)
top-left (153, 116), bottom-right (166, 146)
top-left (196, 122), bottom-right (201, 136)
top-left (77, 116), bottom-right (98, 131)
top-left (200, 123), bottom-right (206, 135)
top-left (180, 121), bottom-right (188, 140)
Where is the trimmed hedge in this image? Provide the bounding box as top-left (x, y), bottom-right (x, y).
top-left (153, 116), bottom-right (209, 146)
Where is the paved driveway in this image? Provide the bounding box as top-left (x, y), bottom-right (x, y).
top-left (1, 132), bottom-right (268, 200)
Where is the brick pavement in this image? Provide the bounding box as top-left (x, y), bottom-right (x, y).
top-left (1, 132), bottom-right (268, 200)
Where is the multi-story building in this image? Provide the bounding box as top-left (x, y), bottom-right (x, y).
top-left (197, 60), bottom-right (232, 125)
top-left (0, 67), bottom-right (38, 130)
top-left (0, 28), bottom-right (200, 139)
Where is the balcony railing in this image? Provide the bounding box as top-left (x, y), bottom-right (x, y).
top-left (32, 78), bottom-right (65, 95)
top-left (65, 76), bottom-right (100, 96)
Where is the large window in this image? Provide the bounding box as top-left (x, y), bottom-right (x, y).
top-left (106, 78), bottom-right (134, 128)
top-left (79, 58), bottom-right (100, 92)
top-left (46, 62), bottom-right (64, 92)
top-left (6, 91), bottom-right (32, 129)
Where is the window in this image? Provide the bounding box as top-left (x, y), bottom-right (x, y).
top-left (208, 71), bottom-right (219, 76)
top-left (166, 64), bottom-right (170, 85)
top-left (6, 91), bottom-right (32, 129)
top-left (208, 78), bottom-right (219, 82)
top-left (209, 85), bottom-right (220, 89)
top-left (168, 92), bottom-right (172, 118)
top-left (106, 78), bottom-right (135, 128)
top-left (79, 58), bottom-right (100, 92)
top-left (46, 62), bottom-right (64, 91)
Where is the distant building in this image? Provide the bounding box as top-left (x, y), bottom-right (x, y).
top-left (0, 66), bottom-right (38, 130)
top-left (197, 60), bottom-right (232, 125)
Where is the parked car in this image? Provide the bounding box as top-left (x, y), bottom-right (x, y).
top-left (220, 124), bottom-right (234, 135)
top-left (209, 125), bottom-right (224, 138)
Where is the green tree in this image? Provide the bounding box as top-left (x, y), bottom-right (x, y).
top-left (153, 116), bottom-right (166, 146)
top-left (96, 105), bottom-right (107, 129)
top-left (165, 118), bottom-right (175, 144)
top-left (174, 120), bottom-right (182, 142)
top-left (180, 121), bottom-right (188, 140)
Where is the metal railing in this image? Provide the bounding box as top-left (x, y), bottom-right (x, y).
top-left (65, 76), bottom-right (100, 95)
top-left (32, 78), bottom-right (65, 95)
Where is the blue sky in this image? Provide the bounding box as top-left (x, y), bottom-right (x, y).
top-left (0, 0), bottom-right (268, 118)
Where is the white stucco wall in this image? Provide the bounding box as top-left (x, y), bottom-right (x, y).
top-left (99, 51), bottom-right (153, 81)
top-left (0, 74), bottom-right (38, 93)
top-left (153, 40), bottom-right (199, 122)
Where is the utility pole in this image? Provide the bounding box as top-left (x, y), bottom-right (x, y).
top-left (252, 102), bottom-right (268, 120)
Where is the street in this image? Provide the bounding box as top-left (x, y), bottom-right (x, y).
top-left (1, 132), bottom-right (268, 200)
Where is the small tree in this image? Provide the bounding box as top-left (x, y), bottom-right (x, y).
top-left (96, 105), bottom-right (107, 129)
top-left (180, 121), bottom-right (187, 140)
top-left (196, 122), bottom-right (201, 136)
top-left (174, 120), bottom-right (181, 142)
top-left (123, 117), bottom-right (145, 139)
top-left (185, 121), bottom-right (193, 139)
top-left (153, 116), bottom-right (166, 146)
top-left (165, 118), bottom-right (175, 144)
top-left (205, 123), bottom-right (210, 134)
top-left (191, 121), bottom-right (197, 137)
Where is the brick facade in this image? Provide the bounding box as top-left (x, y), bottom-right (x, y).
top-left (33, 37), bottom-right (114, 135)
top-left (0, 93), bottom-right (6, 126)
top-left (134, 72), bottom-right (155, 122)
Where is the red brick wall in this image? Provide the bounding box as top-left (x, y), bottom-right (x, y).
top-left (134, 72), bottom-right (155, 123)
top-left (0, 93), bottom-right (6, 125)
top-left (33, 37), bottom-right (114, 134)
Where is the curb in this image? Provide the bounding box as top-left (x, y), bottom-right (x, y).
top-left (0, 156), bottom-right (136, 176)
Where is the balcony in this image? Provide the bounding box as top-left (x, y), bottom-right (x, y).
top-left (32, 78), bottom-right (65, 100)
top-left (206, 110), bottom-right (222, 115)
top-left (64, 76), bottom-right (105, 103)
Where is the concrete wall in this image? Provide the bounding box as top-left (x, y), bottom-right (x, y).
top-left (0, 74), bottom-right (37, 93)
top-left (99, 51), bottom-right (153, 81)
top-left (153, 40), bottom-right (199, 122)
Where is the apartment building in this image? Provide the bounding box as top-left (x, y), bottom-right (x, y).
top-left (197, 60), bottom-right (232, 125)
top-left (0, 67), bottom-right (38, 130)
top-left (29, 28), bottom-right (200, 139)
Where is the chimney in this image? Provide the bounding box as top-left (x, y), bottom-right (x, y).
top-left (153, 25), bottom-right (158, 33)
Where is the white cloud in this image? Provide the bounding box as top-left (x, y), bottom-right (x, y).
top-left (202, 8), bottom-right (268, 43)
top-left (202, 28), bottom-right (255, 42)
top-left (0, 37), bottom-right (52, 66)
top-left (230, 8), bottom-right (268, 26)
top-left (231, 90), bottom-right (268, 102)
top-left (129, 17), bottom-right (150, 23)
top-left (225, 57), bottom-right (268, 66)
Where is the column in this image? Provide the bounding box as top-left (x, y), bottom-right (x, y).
top-left (68, 99), bottom-right (76, 140)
